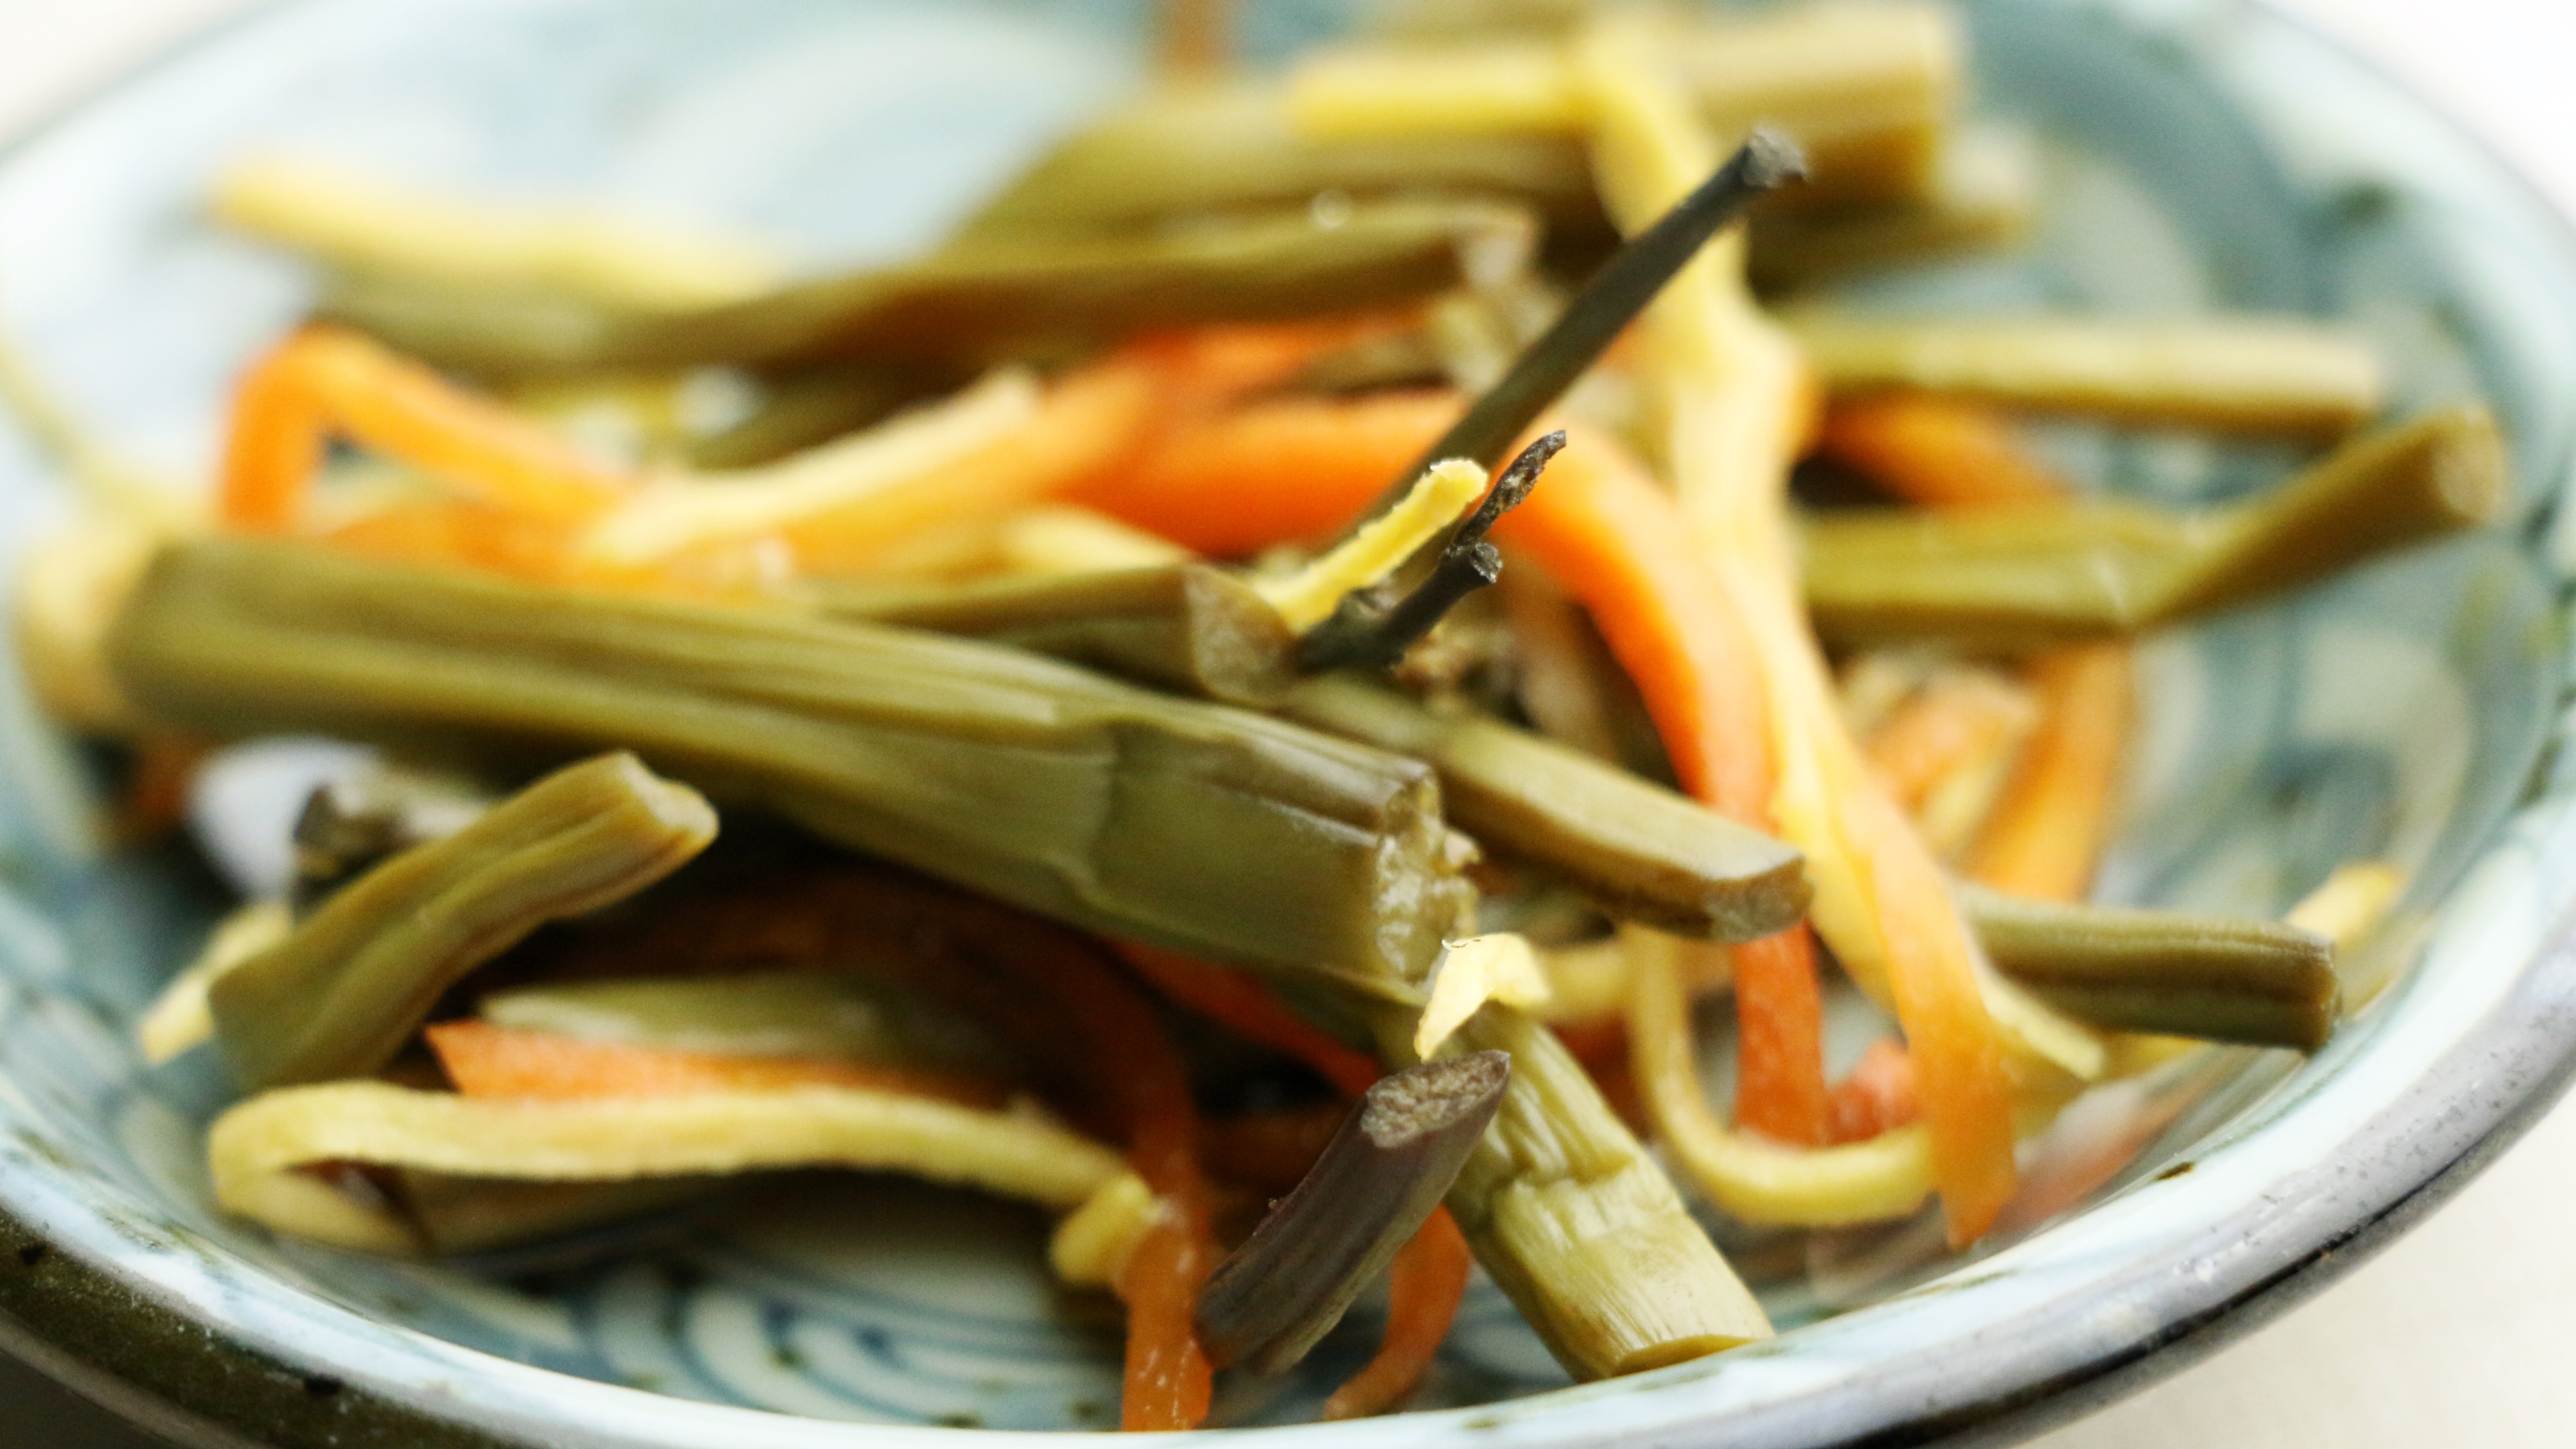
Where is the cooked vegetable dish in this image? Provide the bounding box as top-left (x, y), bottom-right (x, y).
top-left (5, 0), bottom-right (2493, 1429)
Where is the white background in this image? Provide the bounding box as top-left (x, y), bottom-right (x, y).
top-left (2, 1), bottom-right (2574, 1444)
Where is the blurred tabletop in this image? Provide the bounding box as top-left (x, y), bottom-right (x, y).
top-left (3, 1), bottom-right (2575, 1446)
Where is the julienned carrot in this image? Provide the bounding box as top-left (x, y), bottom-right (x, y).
top-left (1495, 430), bottom-right (1770, 819)
top-left (1814, 393), bottom-right (2070, 508)
top-left (1963, 643), bottom-right (2135, 902)
top-left (1117, 942), bottom-right (1378, 1096)
top-left (1826, 1038), bottom-right (1918, 1146)
top-left (1115, 942), bottom-right (1466, 1418)
top-left (1070, 389), bottom-right (1458, 556)
top-left (218, 335), bottom-right (330, 531)
top-left (1323, 1207), bottom-right (1473, 1420)
top-left (1496, 433), bottom-right (1827, 1147)
top-left (1024, 948), bottom-right (1212, 1432)
top-left (422, 1020), bottom-right (1006, 1108)
top-left (1726, 931), bottom-right (1829, 1144)
top-left (1119, 1205), bottom-right (1214, 1431)
top-left (1580, 43), bottom-right (2023, 1241)
top-left (1830, 771), bottom-right (2019, 1240)
top-left (218, 324), bottom-right (627, 532)
top-left (1131, 313), bottom-right (1424, 411)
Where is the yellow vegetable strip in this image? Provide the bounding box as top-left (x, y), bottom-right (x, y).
top-left (1964, 642), bottom-right (2135, 902)
top-left (136, 898), bottom-right (291, 1067)
top-left (1291, 42), bottom-right (1582, 137)
top-left (210, 154), bottom-right (786, 311)
top-left (1414, 932), bottom-right (1552, 1059)
top-left (994, 506), bottom-right (1195, 577)
top-left (1052, 1170), bottom-right (1159, 1289)
top-left (1576, 31), bottom-right (2044, 1244)
top-left (211, 1080), bottom-right (1125, 1253)
top-left (2286, 861), bottom-right (2407, 951)
top-left (1257, 458), bottom-right (1486, 631)
top-left (12, 516), bottom-right (162, 732)
top-left (576, 368), bottom-right (1042, 565)
top-left (1622, 929), bottom-right (1935, 1225)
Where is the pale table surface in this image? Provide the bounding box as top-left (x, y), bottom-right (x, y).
top-left (2, 1), bottom-right (2574, 1444)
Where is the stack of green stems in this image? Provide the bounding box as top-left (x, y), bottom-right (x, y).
top-left (106, 535), bottom-right (1777, 1380)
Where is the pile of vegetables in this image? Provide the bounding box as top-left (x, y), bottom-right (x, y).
top-left (6, 0), bottom-right (2494, 1430)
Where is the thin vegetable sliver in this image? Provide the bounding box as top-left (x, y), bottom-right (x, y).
top-left (208, 1081), bottom-right (1123, 1254)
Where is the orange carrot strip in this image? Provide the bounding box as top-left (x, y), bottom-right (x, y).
top-left (218, 324), bottom-right (626, 532)
top-left (1119, 1213), bottom-right (1214, 1431)
top-left (1815, 394), bottom-right (2070, 509)
top-left (1323, 1205), bottom-right (1473, 1420)
top-left (1131, 314), bottom-right (1421, 408)
top-left (1826, 1038), bottom-right (1920, 1146)
top-left (1492, 428), bottom-right (1773, 818)
top-left (1071, 389), bottom-right (1458, 556)
top-left (1117, 942), bottom-right (1379, 1097)
top-left (1495, 431), bottom-right (1827, 1147)
top-left (1834, 777), bottom-right (2019, 1242)
top-left (1727, 930), bottom-right (1830, 1145)
top-left (303, 330), bottom-right (626, 518)
top-left (997, 946), bottom-right (1212, 1431)
top-left (218, 332), bottom-right (332, 531)
top-left (1963, 643), bottom-right (2136, 902)
top-left (422, 1020), bottom-right (1007, 1107)
top-left (1861, 671), bottom-right (2037, 811)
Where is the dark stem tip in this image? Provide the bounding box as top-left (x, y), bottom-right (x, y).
top-left (1737, 126), bottom-right (1810, 192)
top-left (1361, 1048), bottom-right (1510, 1146)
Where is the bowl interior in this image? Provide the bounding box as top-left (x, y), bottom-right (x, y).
top-left (2, 0), bottom-right (2574, 1439)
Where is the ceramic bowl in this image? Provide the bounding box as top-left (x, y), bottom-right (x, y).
top-left (2, 0), bottom-right (2574, 1444)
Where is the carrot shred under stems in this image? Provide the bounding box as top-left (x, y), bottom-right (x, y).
top-left (1963, 643), bottom-right (2136, 902)
top-left (1070, 388), bottom-right (1457, 556)
top-left (1025, 950), bottom-right (1212, 1431)
top-left (1815, 394), bottom-right (2070, 509)
top-left (218, 324), bottom-right (627, 533)
top-left (1324, 1208), bottom-right (1474, 1420)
